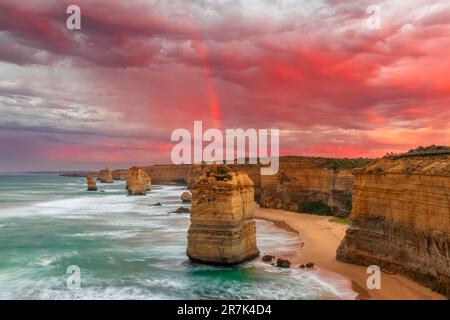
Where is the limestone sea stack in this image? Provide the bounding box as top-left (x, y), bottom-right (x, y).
top-left (187, 165), bottom-right (259, 265)
top-left (126, 166), bottom-right (151, 195)
top-left (337, 152), bottom-right (450, 297)
top-left (181, 192), bottom-right (192, 202)
top-left (86, 175), bottom-right (97, 191)
top-left (97, 168), bottom-right (113, 183)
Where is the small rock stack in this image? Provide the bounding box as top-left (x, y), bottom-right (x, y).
top-left (97, 168), bottom-right (113, 183)
top-left (181, 192), bottom-right (192, 202)
top-left (126, 166), bottom-right (151, 195)
top-left (86, 175), bottom-right (97, 191)
top-left (187, 165), bottom-right (259, 265)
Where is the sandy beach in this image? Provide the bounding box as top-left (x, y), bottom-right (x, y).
top-left (255, 207), bottom-right (445, 300)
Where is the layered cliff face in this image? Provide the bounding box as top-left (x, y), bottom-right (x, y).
top-left (126, 166), bottom-right (151, 195)
top-left (337, 155), bottom-right (450, 297)
top-left (144, 164), bottom-right (198, 185)
top-left (187, 166), bottom-right (259, 265)
top-left (259, 157), bottom-right (368, 217)
top-left (143, 163), bottom-right (262, 199)
top-left (86, 175), bottom-right (97, 191)
top-left (97, 168), bottom-right (113, 183)
top-left (112, 170), bottom-right (129, 180)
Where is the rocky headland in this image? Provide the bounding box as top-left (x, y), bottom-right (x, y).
top-left (337, 153), bottom-right (450, 297)
top-left (186, 165), bottom-right (259, 265)
top-left (68, 157), bottom-right (371, 217)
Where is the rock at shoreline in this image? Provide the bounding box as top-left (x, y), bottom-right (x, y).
top-left (305, 262), bottom-right (314, 269)
top-left (173, 207), bottom-right (190, 214)
top-left (299, 264), bottom-right (306, 269)
top-left (181, 192), bottom-right (192, 202)
top-left (187, 165), bottom-right (259, 265)
top-left (262, 255), bottom-right (274, 262)
top-left (276, 258), bottom-right (291, 268)
top-left (86, 175), bottom-right (97, 191)
top-left (126, 166), bottom-right (151, 195)
top-left (97, 168), bottom-right (113, 183)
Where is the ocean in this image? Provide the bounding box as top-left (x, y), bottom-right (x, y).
top-left (0, 174), bottom-right (357, 299)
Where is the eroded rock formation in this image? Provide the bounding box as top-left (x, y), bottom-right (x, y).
top-left (126, 166), bottom-right (151, 195)
top-left (97, 168), bottom-right (113, 183)
top-left (86, 175), bottom-right (97, 191)
top-left (181, 192), bottom-right (192, 202)
top-left (187, 166), bottom-right (259, 265)
top-left (259, 157), bottom-right (371, 217)
top-left (337, 155), bottom-right (450, 297)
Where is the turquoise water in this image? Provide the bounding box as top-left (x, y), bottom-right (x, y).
top-left (0, 175), bottom-right (356, 300)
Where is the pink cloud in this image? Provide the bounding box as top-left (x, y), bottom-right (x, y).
top-left (0, 0), bottom-right (449, 170)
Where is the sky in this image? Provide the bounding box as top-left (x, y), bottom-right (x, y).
top-left (0, 0), bottom-right (449, 171)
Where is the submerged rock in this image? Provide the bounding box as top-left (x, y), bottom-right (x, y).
top-left (305, 262), bottom-right (314, 269)
top-left (86, 175), bottom-right (97, 191)
top-left (187, 165), bottom-right (259, 265)
top-left (126, 166), bottom-right (151, 195)
top-left (181, 192), bottom-right (192, 202)
top-left (276, 258), bottom-right (291, 268)
top-left (173, 207), bottom-right (190, 214)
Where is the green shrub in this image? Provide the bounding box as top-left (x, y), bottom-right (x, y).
top-left (297, 201), bottom-right (333, 215)
top-left (215, 167), bottom-right (232, 181)
top-left (329, 217), bottom-right (352, 225)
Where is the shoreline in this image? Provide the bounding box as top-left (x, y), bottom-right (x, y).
top-left (255, 207), bottom-right (445, 300)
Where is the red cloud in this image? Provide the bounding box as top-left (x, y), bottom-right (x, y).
top-left (0, 0), bottom-right (449, 170)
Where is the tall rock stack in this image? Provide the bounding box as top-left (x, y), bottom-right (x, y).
top-left (86, 175), bottom-right (97, 191)
top-left (126, 166), bottom-right (151, 195)
top-left (337, 154), bottom-right (450, 297)
top-left (97, 168), bottom-right (113, 183)
top-left (187, 166), bottom-right (259, 265)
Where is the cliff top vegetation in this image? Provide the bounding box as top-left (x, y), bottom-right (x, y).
top-left (406, 145), bottom-right (450, 154)
top-left (282, 156), bottom-right (374, 169)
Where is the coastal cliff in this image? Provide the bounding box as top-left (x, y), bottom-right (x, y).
top-left (337, 154), bottom-right (450, 297)
top-left (259, 157), bottom-right (371, 217)
top-left (112, 169), bottom-right (129, 180)
top-left (97, 168), bottom-right (113, 183)
top-left (187, 166), bottom-right (259, 265)
top-left (143, 163), bottom-right (262, 199)
top-left (144, 164), bottom-right (201, 185)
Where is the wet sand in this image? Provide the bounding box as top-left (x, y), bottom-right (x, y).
top-left (255, 207), bottom-right (445, 300)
